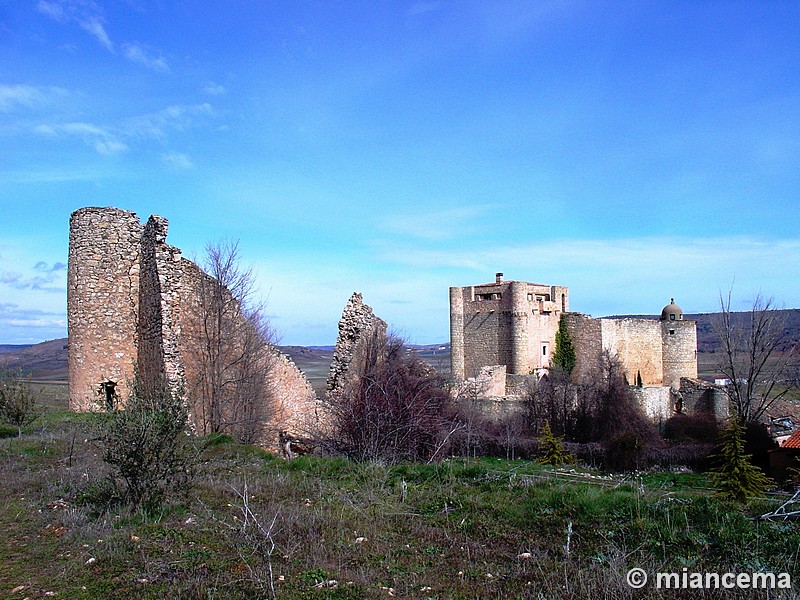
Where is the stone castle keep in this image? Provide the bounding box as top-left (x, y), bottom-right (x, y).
top-left (67, 207), bottom-right (318, 441)
top-left (450, 274), bottom-right (722, 420)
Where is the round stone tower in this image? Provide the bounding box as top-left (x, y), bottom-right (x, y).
top-left (449, 286), bottom-right (465, 381)
top-left (660, 298), bottom-right (698, 388)
top-left (67, 207), bottom-right (143, 410)
top-left (509, 280), bottom-right (530, 375)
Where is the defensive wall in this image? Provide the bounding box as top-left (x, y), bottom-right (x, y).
top-left (450, 274), bottom-right (721, 421)
top-left (67, 206), bottom-right (316, 444)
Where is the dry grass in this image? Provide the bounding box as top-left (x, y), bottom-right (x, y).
top-left (1, 407), bottom-right (799, 599)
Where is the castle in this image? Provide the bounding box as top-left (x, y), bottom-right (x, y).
top-left (67, 207), bottom-right (318, 442)
top-left (450, 274), bottom-right (724, 420)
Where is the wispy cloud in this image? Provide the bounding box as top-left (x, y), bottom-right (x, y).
top-left (406, 2), bottom-right (442, 17)
top-left (32, 102), bottom-right (215, 157)
top-left (123, 103), bottom-right (214, 140)
top-left (123, 42), bottom-right (169, 73)
top-left (34, 122), bottom-right (128, 154)
top-left (35, 1), bottom-right (66, 22)
top-left (203, 82), bottom-right (226, 96)
top-left (0, 84), bottom-right (67, 112)
top-left (0, 261), bottom-right (66, 293)
top-left (161, 151), bottom-right (194, 170)
top-left (37, 0), bottom-right (114, 52)
top-left (381, 204), bottom-right (496, 240)
top-left (79, 16), bottom-right (113, 52)
top-left (0, 302), bottom-right (65, 343)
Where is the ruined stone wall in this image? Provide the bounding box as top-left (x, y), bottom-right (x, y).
top-left (269, 350), bottom-right (322, 436)
top-left (136, 215), bottom-right (186, 394)
top-left (600, 318), bottom-right (664, 386)
top-left (630, 386), bottom-right (674, 422)
top-left (327, 292), bottom-right (387, 399)
top-left (678, 378), bottom-right (729, 420)
top-left (68, 207), bottom-right (142, 410)
top-left (68, 206), bottom-right (319, 446)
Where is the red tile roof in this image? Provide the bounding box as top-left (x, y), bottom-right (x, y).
top-left (782, 429), bottom-right (800, 449)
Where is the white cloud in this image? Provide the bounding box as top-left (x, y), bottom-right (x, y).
top-left (35, 0), bottom-right (66, 22)
top-left (374, 235), bottom-right (800, 317)
top-left (161, 152), bottom-right (194, 170)
top-left (79, 16), bottom-right (114, 52)
top-left (381, 204), bottom-right (496, 240)
top-left (8, 318), bottom-right (66, 328)
top-left (123, 42), bottom-right (169, 73)
top-left (0, 84), bottom-right (67, 112)
top-left (203, 82), bottom-right (226, 96)
top-left (34, 121), bottom-right (128, 154)
top-left (124, 103), bottom-right (214, 140)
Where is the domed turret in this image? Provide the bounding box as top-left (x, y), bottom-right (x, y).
top-left (660, 298), bottom-right (683, 321)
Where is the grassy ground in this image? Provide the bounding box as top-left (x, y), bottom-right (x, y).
top-left (2, 403), bottom-right (800, 599)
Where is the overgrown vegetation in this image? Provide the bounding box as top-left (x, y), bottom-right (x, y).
top-left (2, 408), bottom-right (799, 599)
top-left (320, 332), bottom-right (452, 463)
top-left (95, 377), bottom-right (195, 511)
top-left (0, 369), bottom-right (37, 436)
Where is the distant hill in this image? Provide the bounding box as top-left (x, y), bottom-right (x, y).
top-left (0, 338), bottom-right (68, 380)
top-left (3, 308), bottom-right (797, 383)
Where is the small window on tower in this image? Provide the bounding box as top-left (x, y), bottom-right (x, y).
top-left (670, 313), bottom-right (676, 321)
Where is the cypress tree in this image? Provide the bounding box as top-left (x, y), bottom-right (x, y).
top-left (551, 315), bottom-right (576, 374)
top-left (537, 421), bottom-right (574, 466)
top-left (710, 416), bottom-right (772, 502)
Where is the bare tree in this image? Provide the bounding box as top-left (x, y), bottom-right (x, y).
top-left (188, 240), bottom-right (277, 443)
top-left (523, 367), bottom-right (575, 437)
top-left (713, 290), bottom-right (796, 424)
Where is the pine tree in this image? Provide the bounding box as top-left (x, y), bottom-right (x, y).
top-left (551, 315), bottom-right (576, 374)
top-left (537, 421), bottom-right (574, 466)
top-left (710, 416), bottom-right (772, 502)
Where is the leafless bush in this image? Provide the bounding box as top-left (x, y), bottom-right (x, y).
top-left (321, 332), bottom-right (452, 462)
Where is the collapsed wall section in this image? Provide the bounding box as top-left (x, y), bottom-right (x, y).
top-left (68, 206), bottom-right (320, 446)
top-left (326, 292), bottom-right (387, 400)
top-left (68, 207), bottom-right (142, 411)
top-left (137, 215), bottom-right (185, 394)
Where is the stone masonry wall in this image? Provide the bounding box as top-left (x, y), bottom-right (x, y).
top-left (326, 292), bottom-right (387, 400)
top-left (600, 318), bottom-right (664, 386)
top-left (68, 206), bottom-right (318, 445)
top-left (68, 207), bottom-right (142, 410)
top-left (662, 320), bottom-right (698, 388)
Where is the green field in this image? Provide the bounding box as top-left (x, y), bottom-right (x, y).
top-left (2, 403), bottom-right (799, 599)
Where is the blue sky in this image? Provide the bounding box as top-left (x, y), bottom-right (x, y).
top-left (1, 1), bottom-right (799, 346)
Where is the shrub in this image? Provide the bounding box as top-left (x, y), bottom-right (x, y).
top-left (322, 333), bottom-right (452, 463)
top-left (98, 377), bottom-right (195, 511)
top-left (664, 412), bottom-right (719, 443)
top-left (604, 431), bottom-right (644, 472)
top-left (0, 369), bottom-right (38, 436)
top-left (537, 421), bottom-right (574, 466)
